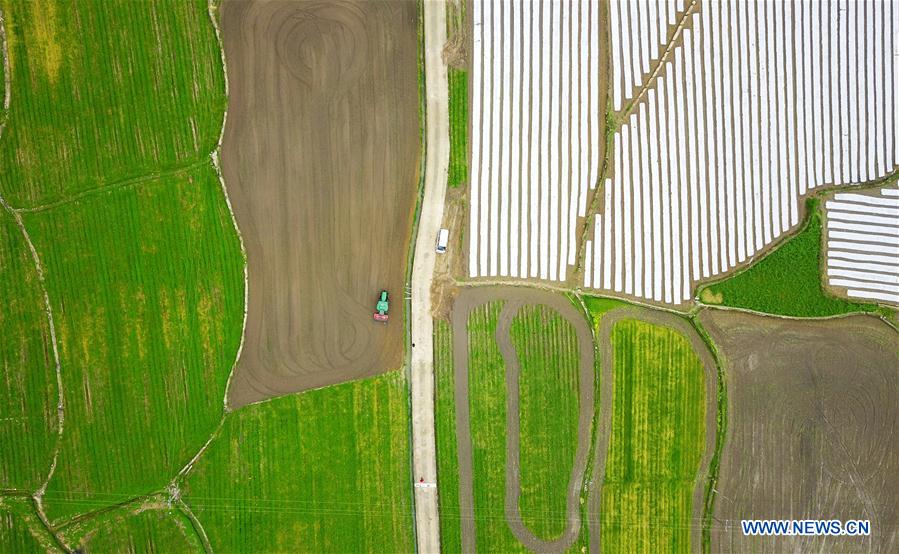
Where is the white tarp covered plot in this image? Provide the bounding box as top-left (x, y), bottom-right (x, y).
top-left (610, 0), bottom-right (686, 111)
top-left (585, 0), bottom-right (899, 305)
top-left (468, 0), bottom-right (602, 282)
top-left (825, 186), bottom-right (899, 306)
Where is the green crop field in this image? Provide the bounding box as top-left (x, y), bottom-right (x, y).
top-left (601, 319), bottom-right (706, 553)
top-left (447, 68), bottom-right (469, 188)
top-left (697, 198), bottom-right (877, 317)
top-left (0, 213), bottom-right (58, 491)
top-left (434, 319), bottom-right (462, 552)
top-left (62, 502), bottom-right (203, 552)
top-left (182, 371), bottom-right (413, 553)
top-left (466, 301), bottom-right (523, 552)
top-left (0, 0), bottom-right (224, 208)
top-left (510, 304), bottom-right (581, 540)
top-left (25, 164), bottom-right (244, 524)
top-left (464, 301), bottom-right (588, 551)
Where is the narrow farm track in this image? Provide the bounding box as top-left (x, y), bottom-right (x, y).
top-left (589, 306), bottom-right (717, 554)
top-left (451, 286), bottom-right (594, 553)
top-left (495, 298), bottom-right (595, 553)
top-left (409, 0), bottom-right (450, 551)
top-left (13, 158), bottom-right (211, 214)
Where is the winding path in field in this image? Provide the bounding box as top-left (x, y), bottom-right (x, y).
top-left (451, 286), bottom-right (595, 553)
top-left (586, 306), bottom-right (718, 554)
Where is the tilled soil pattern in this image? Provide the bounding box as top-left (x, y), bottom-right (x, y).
top-left (220, 1), bottom-right (420, 407)
top-left (701, 310), bottom-right (899, 553)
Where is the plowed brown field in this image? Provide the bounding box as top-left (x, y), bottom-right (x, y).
top-left (221, 0), bottom-right (420, 408)
top-left (701, 310), bottom-right (899, 553)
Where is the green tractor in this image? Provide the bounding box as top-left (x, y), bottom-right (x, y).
top-left (373, 290), bottom-right (389, 322)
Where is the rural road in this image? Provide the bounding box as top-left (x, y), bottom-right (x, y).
top-left (410, 1), bottom-right (449, 552)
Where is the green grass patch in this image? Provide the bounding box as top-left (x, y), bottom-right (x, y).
top-left (0, 0), bottom-right (224, 208)
top-left (183, 371), bottom-right (413, 553)
top-left (696, 198), bottom-right (877, 317)
top-left (447, 68), bottom-right (469, 188)
top-left (64, 504), bottom-right (203, 552)
top-left (0, 213), bottom-right (58, 490)
top-left (434, 319), bottom-right (461, 552)
top-left (602, 319), bottom-right (706, 553)
top-left (582, 296), bottom-right (630, 326)
top-left (511, 305), bottom-right (581, 541)
top-left (25, 165), bottom-right (244, 523)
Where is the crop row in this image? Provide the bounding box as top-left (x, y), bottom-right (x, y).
top-left (825, 187), bottom-right (899, 305)
top-left (610, 0), bottom-right (685, 111)
top-left (585, 0), bottom-right (898, 304)
top-left (468, 0), bottom-right (601, 281)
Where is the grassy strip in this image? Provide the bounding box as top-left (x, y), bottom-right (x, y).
top-left (447, 67), bottom-right (469, 188)
top-left (434, 319), bottom-right (461, 552)
top-left (183, 371), bottom-right (414, 553)
top-left (0, 0), bottom-right (224, 208)
top-left (26, 165), bottom-right (243, 523)
top-left (689, 314), bottom-right (728, 554)
top-left (601, 319), bottom-right (706, 553)
top-left (511, 305), bottom-right (580, 541)
top-left (0, 212), bottom-right (57, 490)
top-left (697, 198), bottom-right (878, 317)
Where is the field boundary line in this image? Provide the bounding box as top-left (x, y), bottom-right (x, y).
top-left (178, 498), bottom-right (213, 554)
top-left (206, 0), bottom-right (248, 414)
top-left (497, 299), bottom-right (596, 552)
top-left (0, 6), bottom-right (10, 133)
top-left (13, 158), bottom-right (211, 214)
top-left (689, 314), bottom-right (728, 554)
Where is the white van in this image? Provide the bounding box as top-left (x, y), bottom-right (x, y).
top-left (436, 228), bottom-right (449, 253)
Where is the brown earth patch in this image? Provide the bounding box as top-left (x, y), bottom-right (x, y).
top-left (700, 310), bottom-right (899, 553)
top-left (220, 0), bottom-right (420, 408)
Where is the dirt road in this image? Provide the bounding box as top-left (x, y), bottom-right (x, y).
top-left (219, 1), bottom-right (420, 408)
top-left (409, 0), bottom-right (449, 552)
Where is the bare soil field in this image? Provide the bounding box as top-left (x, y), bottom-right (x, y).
top-left (700, 310), bottom-right (899, 553)
top-left (220, 0), bottom-right (420, 407)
